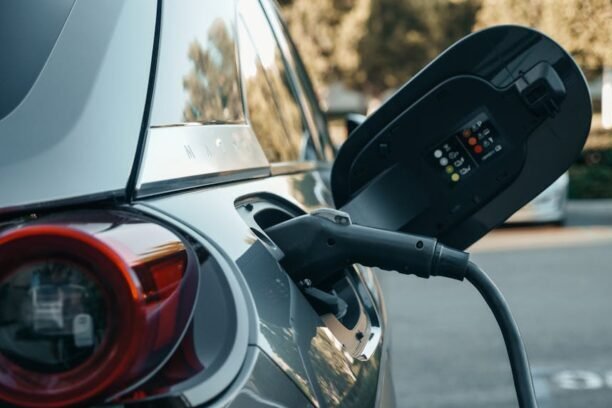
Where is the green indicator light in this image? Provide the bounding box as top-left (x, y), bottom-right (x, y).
top-left (451, 173), bottom-right (460, 182)
top-left (445, 165), bottom-right (454, 174)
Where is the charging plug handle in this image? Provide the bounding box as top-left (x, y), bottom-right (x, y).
top-left (266, 209), bottom-right (468, 285)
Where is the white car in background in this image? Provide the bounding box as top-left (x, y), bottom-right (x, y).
top-left (507, 173), bottom-right (570, 225)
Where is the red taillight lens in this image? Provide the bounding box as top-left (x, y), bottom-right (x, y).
top-left (0, 212), bottom-right (198, 407)
top-left (0, 257), bottom-right (108, 372)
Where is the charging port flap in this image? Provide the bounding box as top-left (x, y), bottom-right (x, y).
top-left (331, 25), bottom-right (591, 249)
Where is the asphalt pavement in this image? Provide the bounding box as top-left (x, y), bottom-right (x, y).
top-left (379, 200), bottom-right (612, 408)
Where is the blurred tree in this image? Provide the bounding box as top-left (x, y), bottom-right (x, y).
top-left (427, 0), bottom-right (482, 53)
top-left (475, 0), bottom-right (612, 79)
top-left (281, 0), bottom-right (480, 98)
top-left (354, 0), bottom-right (430, 95)
top-left (356, 0), bottom-right (480, 95)
top-left (280, 0), bottom-right (371, 94)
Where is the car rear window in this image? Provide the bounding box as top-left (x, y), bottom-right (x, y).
top-left (0, 0), bottom-right (75, 120)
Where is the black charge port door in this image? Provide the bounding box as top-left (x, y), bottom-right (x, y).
top-left (331, 25), bottom-right (591, 249)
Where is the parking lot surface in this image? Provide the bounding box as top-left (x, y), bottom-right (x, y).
top-left (380, 200), bottom-right (612, 407)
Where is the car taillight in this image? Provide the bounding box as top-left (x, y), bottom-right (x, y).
top-left (0, 211), bottom-right (199, 407)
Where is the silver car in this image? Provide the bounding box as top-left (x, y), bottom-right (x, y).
top-left (0, 1), bottom-right (392, 406)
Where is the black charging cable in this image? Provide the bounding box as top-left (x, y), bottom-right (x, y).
top-left (465, 261), bottom-right (538, 408)
top-left (266, 209), bottom-right (538, 408)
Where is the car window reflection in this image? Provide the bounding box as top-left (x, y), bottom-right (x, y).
top-left (238, 0), bottom-right (309, 162)
top-left (151, 1), bottom-right (245, 126)
top-left (238, 16), bottom-right (298, 162)
top-left (182, 19), bottom-right (244, 124)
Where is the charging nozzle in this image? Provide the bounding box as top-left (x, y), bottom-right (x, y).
top-left (266, 208), bottom-right (538, 408)
top-left (266, 209), bottom-right (469, 285)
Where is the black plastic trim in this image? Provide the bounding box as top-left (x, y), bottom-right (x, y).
top-left (126, 0), bottom-right (163, 202)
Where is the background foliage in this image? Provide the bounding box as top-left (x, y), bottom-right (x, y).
top-left (280, 0), bottom-right (612, 198)
top-left (280, 0), bottom-right (611, 97)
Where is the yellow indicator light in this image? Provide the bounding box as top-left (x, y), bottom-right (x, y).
top-left (445, 165), bottom-right (454, 174)
top-left (451, 173), bottom-right (460, 182)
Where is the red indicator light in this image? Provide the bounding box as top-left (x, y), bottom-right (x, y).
top-left (468, 137), bottom-right (477, 146)
top-left (474, 145), bottom-right (484, 154)
top-left (462, 129), bottom-right (471, 138)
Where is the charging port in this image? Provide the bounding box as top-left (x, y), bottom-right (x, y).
top-left (235, 195), bottom-right (382, 359)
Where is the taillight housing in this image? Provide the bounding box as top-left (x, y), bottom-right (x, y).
top-left (0, 211), bottom-right (199, 407)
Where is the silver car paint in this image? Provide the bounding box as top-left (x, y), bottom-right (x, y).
top-left (0, 0), bottom-right (155, 211)
top-left (222, 348), bottom-right (315, 407)
top-left (136, 125), bottom-right (270, 197)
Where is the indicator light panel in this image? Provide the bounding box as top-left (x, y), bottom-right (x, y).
top-left (429, 112), bottom-right (505, 184)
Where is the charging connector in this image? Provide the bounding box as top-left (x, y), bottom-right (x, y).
top-left (266, 208), bottom-right (469, 285)
top-left (266, 208), bottom-right (538, 408)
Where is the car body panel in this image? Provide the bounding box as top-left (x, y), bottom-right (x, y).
top-left (136, 170), bottom-right (386, 407)
top-left (223, 347), bottom-right (315, 408)
top-left (135, 125), bottom-right (270, 197)
top-left (0, 0), bottom-right (155, 212)
top-left (0, 0), bottom-right (75, 120)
